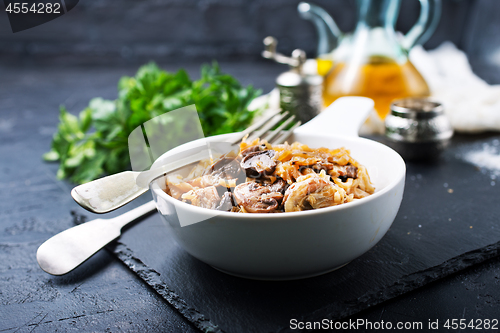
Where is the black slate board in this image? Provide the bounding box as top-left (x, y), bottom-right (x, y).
top-left (107, 135), bottom-right (500, 333)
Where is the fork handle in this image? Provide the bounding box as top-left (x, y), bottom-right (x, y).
top-left (109, 200), bottom-right (158, 229)
top-left (37, 201), bottom-right (157, 276)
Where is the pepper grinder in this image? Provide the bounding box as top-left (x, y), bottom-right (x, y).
top-left (262, 36), bottom-right (323, 124)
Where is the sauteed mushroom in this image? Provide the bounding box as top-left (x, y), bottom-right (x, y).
top-left (233, 181), bottom-right (284, 213)
top-left (164, 138), bottom-right (374, 214)
top-left (216, 191), bottom-right (236, 211)
top-left (268, 178), bottom-right (288, 194)
top-left (283, 173), bottom-right (345, 212)
top-left (207, 157), bottom-right (246, 185)
top-left (241, 150), bottom-right (277, 179)
top-left (240, 144), bottom-right (265, 157)
top-left (332, 164), bottom-right (358, 182)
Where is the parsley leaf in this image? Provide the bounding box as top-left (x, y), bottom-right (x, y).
top-left (44, 62), bottom-right (262, 184)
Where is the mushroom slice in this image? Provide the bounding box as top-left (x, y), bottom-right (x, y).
top-left (331, 164), bottom-right (358, 182)
top-left (268, 178), bottom-right (288, 194)
top-left (241, 150), bottom-right (277, 179)
top-left (209, 157), bottom-right (246, 185)
top-left (216, 191), bottom-right (236, 211)
top-left (233, 181), bottom-right (283, 213)
top-left (240, 144), bottom-right (265, 157)
top-left (344, 165), bottom-right (358, 178)
top-left (311, 162), bottom-right (335, 173)
top-left (283, 173), bottom-right (346, 212)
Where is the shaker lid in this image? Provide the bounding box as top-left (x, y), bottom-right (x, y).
top-left (386, 97), bottom-right (453, 144)
top-left (276, 71), bottom-right (302, 87)
top-left (276, 71), bottom-right (323, 87)
top-left (390, 98), bottom-right (444, 119)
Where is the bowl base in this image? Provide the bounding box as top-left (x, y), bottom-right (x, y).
top-left (210, 262), bottom-right (351, 281)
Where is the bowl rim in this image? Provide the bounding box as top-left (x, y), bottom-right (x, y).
top-left (151, 133), bottom-right (406, 220)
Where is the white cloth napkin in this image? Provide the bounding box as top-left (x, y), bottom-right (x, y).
top-left (410, 42), bottom-right (500, 133)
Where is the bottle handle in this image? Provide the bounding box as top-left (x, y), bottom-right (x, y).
top-left (297, 2), bottom-right (342, 56)
top-left (401, 0), bottom-right (441, 51)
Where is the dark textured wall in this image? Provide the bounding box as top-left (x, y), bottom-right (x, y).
top-left (0, 0), bottom-right (496, 68)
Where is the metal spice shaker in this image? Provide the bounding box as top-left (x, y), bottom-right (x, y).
top-left (262, 36), bottom-right (323, 124)
top-left (385, 98), bottom-right (453, 160)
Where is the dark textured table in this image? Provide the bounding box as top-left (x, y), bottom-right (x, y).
top-left (1, 61), bottom-right (500, 333)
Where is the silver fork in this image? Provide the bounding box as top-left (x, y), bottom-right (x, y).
top-left (71, 110), bottom-right (301, 214)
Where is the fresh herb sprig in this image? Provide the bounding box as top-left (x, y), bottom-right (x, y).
top-left (44, 62), bottom-right (261, 183)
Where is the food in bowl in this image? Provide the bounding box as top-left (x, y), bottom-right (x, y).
top-left (150, 97), bottom-right (405, 279)
top-left (163, 138), bottom-right (375, 213)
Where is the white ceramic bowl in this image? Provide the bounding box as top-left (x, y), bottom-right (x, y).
top-left (150, 97), bottom-right (406, 280)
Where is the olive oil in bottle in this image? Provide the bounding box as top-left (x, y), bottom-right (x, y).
top-left (323, 55), bottom-right (430, 119)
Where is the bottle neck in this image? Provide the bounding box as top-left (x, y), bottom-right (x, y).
top-left (356, 0), bottom-right (400, 30)
top-left (350, 0), bottom-right (408, 63)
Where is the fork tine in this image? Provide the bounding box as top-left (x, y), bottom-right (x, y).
top-left (246, 111), bottom-right (290, 142)
top-left (262, 114), bottom-right (296, 143)
top-left (271, 120), bottom-right (302, 145)
top-left (228, 108), bottom-right (282, 145)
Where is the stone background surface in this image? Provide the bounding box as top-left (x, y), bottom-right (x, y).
top-left (1, 0), bottom-right (494, 68)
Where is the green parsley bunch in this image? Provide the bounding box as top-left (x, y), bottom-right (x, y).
top-left (44, 62), bottom-right (261, 183)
